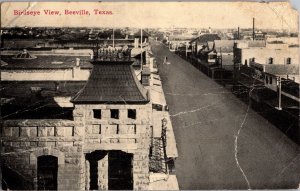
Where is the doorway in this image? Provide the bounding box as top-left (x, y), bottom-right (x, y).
top-left (86, 150), bottom-right (107, 190)
top-left (108, 151), bottom-right (133, 190)
top-left (37, 155), bottom-right (58, 190)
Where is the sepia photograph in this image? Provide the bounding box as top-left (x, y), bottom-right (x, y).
top-left (0, 1), bottom-right (299, 190)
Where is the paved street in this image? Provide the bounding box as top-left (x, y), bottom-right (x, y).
top-left (151, 41), bottom-right (300, 189)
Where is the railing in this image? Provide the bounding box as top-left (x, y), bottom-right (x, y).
top-left (93, 48), bottom-right (131, 61)
top-left (149, 124), bottom-right (168, 174)
top-left (149, 138), bottom-right (167, 174)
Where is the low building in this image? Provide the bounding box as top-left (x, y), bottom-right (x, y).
top-left (234, 40), bottom-right (299, 66)
top-left (1, 50), bottom-right (92, 81)
top-left (190, 34), bottom-right (221, 56)
top-left (261, 63), bottom-right (299, 102)
top-left (1, 48), bottom-right (147, 82)
top-left (266, 37), bottom-right (299, 46)
top-left (167, 34), bottom-right (195, 52)
top-left (233, 41), bottom-right (300, 123)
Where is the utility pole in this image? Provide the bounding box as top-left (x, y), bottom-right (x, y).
top-left (233, 42), bottom-right (238, 87)
top-left (112, 28), bottom-right (115, 48)
top-left (141, 28), bottom-right (143, 71)
top-left (253, 17), bottom-right (255, 41)
top-left (185, 42), bottom-right (188, 58)
top-left (220, 47), bottom-right (222, 68)
top-left (276, 77), bottom-right (282, 110)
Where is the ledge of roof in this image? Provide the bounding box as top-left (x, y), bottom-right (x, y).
top-left (90, 60), bottom-right (133, 65)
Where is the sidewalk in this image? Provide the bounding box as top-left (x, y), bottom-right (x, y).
top-left (150, 73), bottom-right (178, 158)
top-left (148, 68), bottom-right (179, 190)
top-left (149, 173), bottom-right (179, 190)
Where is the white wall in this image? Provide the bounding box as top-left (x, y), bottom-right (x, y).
top-left (2, 68), bottom-right (91, 81)
top-left (1, 49), bottom-right (93, 57)
top-left (241, 47), bottom-right (299, 65)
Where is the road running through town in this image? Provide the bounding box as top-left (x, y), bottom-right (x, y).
top-left (151, 40), bottom-right (300, 189)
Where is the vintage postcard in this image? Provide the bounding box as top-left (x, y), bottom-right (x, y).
top-left (0, 1), bottom-right (299, 190)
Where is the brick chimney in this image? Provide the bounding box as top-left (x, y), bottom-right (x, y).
top-left (141, 67), bottom-right (151, 86)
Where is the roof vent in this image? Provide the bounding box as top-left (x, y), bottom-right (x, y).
top-left (76, 58), bottom-right (80, 66)
top-left (12, 49), bottom-right (37, 59)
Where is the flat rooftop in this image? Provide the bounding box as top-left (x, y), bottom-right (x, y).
top-left (1, 55), bottom-right (93, 69)
top-left (1, 81), bottom-right (86, 119)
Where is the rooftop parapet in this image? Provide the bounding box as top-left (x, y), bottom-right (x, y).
top-left (92, 46), bottom-right (131, 62)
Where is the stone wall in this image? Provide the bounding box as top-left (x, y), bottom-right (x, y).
top-left (1, 119), bottom-right (84, 190)
top-left (97, 154), bottom-right (108, 190)
top-left (1, 101), bottom-right (153, 190)
top-left (133, 130), bottom-right (151, 190)
top-left (73, 103), bottom-right (152, 190)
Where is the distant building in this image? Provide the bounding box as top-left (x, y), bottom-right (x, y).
top-left (167, 34), bottom-right (195, 51)
top-left (1, 50), bottom-right (92, 81)
top-left (266, 37), bottom-right (299, 46)
top-left (254, 30), bottom-right (266, 40)
top-left (234, 41), bottom-right (299, 66)
top-left (250, 62), bottom-right (299, 101)
top-left (233, 41), bottom-right (300, 116)
top-left (190, 34), bottom-right (221, 57)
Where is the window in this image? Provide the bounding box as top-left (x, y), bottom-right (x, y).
top-left (128, 109), bottom-right (136, 119)
top-left (244, 59), bottom-right (248, 66)
top-left (110, 109), bottom-right (119, 119)
top-left (266, 76), bottom-right (269, 84)
top-left (208, 55), bottom-right (215, 59)
top-left (116, 124), bottom-right (119, 134)
top-left (251, 57), bottom-right (255, 62)
top-left (268, 57), bottom-right (273, 64)
top-left (93, 109), bottom-right (101, 119)
top-left (269, 76), bottom-right (273, 84)
top-left (286, 57), bottom-right (291, 65)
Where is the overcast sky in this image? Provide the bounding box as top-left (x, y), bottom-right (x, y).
top-left (1, 1), bottom-right (298, 31)
top-left (291, 0), bottom-right (299, 10)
